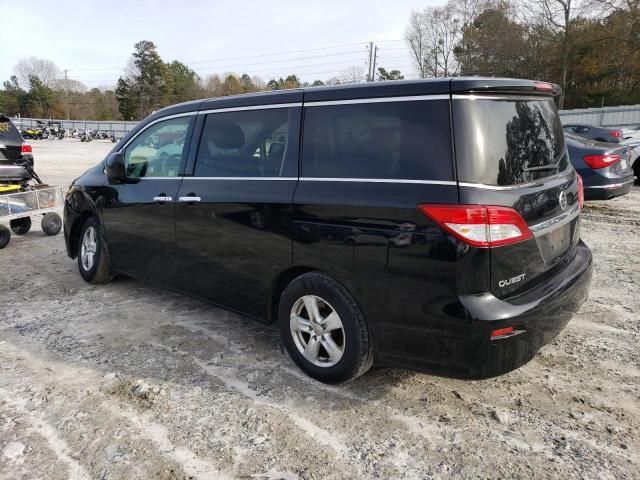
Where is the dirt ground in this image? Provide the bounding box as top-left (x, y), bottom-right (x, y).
top-left (1, 139), bottom-right (639, 479)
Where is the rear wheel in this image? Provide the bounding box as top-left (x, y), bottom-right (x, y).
top-left (77, 216), bottom-right (111, 284)
top-left (0, 225), bottom-right (10, 249)
top-left (278, 272), bottom-right (373, 384)
top-left (10, 217), bottom-right (31, 235)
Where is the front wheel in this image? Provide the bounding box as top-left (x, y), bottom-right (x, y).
top-left (278, 272), bottom-right (373, 384)
top-left (77, 216), bottom-right (111, 284)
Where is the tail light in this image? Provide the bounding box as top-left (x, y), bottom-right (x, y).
top-left (576, 174), bottom-right (584, 209)
top-left (583, 154), bottom-right (620, 169)
top-left (610, 130), bottom-right (621, 138)
top-left (21, 143), bottom-right (32, 154)
top-left (418, 204), bottom-right (533, 248)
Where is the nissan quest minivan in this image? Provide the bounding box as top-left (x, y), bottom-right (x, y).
top-left (64, 78), bottom-right (593, 384)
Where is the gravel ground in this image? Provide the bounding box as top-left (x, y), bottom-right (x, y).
top-left (1, 139), bottom-right (639, 479)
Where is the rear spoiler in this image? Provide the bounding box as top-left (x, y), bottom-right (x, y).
top-left (450, 78), bottom-right (562, 97)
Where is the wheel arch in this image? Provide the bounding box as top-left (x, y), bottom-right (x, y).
top-left (267, 265), bottom-right (318, 324)
top-left (68, 210), bottom-right (94, 258)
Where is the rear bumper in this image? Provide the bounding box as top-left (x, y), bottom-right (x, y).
top-left (375, 241), bottom-right (592, 379)
top-left (584, 177), bottom-right (634, 200)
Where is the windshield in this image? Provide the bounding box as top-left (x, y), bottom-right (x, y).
top-left (453, 97), bottom-right (568, 186)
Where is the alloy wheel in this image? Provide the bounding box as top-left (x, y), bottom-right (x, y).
top-left (290, 295), bottom-right (345, 367)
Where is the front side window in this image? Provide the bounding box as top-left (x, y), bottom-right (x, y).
top-left (124, 116), bottom-right (192, 178)
top-left (301, 100), bottom-right (453, 180)
top-left (194, 108), bottom-right (290, 177)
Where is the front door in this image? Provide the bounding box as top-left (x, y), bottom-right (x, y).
top-left (174, 106), bottom-right (301, 318)
top-left (102, 115), bottom-right (194, 282)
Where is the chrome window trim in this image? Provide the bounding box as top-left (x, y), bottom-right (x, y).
top-left (304, 95), bottom-right (450, 107)
top-left (451, 94), bottom-right (556, 101)
top-left (183, 176), bottom-right (297, 181)
top-left (119, 111), bottom-right (197, 153)
top-left (198, 103), bottom-right (302, 115)
top-left (529, 204), bottom-right (580, 237)
top-left (459, 169), bottom-right (573, 191)
top-left (299, 177), bottom-right (456, 185)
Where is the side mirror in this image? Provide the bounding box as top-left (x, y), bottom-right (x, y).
top-left (105, 152), bottom-right (125, 182)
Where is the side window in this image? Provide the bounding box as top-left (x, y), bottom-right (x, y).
top-left (301, 100), bottom-right (453, 180)
top-left (194, 108), bottom-right (290, 177)
top-left (124, 116), bottom-right (192, 178)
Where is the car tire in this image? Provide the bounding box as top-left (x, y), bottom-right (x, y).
top-left (10, 217), bottom-right (31, 235)
top-left (278, 272), bottom-right (373, 384)
top-left (41, 212), bottom-right (62, 236)
top-left (0, 225), bottom-right (10, 249)
top-left (77, 216), bottom-right (111, 284)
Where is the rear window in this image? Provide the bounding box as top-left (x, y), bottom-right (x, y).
top-left (302, 100), bottom-right (453, 180)
top-left (453, 97), bottom-right (568, 186)
top-left (0, 119), bottom-right (21, 141)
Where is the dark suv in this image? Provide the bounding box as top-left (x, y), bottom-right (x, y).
top-left (0, 114), bottom-right (34, 185)
top-left (64, 79), bottom-right (593, 384)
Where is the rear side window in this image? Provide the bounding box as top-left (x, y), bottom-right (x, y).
top-left (0, 119), bottom-right (21, 141)
top-left (453, 97), bottom-right (568, 186)
top-left (302, 100), bottom-right (453, 180)
top-left (195, 108), bottom-right (291, 177)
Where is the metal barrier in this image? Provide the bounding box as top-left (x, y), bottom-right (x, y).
top-left (10, 117), bottom-right (139, 136)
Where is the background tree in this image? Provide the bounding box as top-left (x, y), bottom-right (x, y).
top-left (406, 1), bottom-right (462, 77)
top-left (131, 40), bottom-right (167, 118)
top-left (115, 77), bottom-right (138, 120)
top-left (377, 67), bottom-right (404, 81)
top-left (14, 57), bottom-right (61, 89)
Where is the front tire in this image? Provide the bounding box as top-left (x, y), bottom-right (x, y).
top-left (278, 272), bottom-right (373, 384)
top-left (77, 216), bottom-right (111, 284)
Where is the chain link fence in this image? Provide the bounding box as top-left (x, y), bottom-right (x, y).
top-left (10, 117), bottom-right (138, 136)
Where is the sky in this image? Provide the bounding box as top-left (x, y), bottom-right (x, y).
top-left (0, 0), bottom-right (443, 89)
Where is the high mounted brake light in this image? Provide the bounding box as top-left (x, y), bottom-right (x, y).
top-left (534, 82), bottom-right (555, 92)
top-left (418, 205), bottom-right (533, 248)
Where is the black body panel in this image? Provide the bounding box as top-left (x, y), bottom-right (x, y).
top-left (63, 78), bottom-right (592, 380)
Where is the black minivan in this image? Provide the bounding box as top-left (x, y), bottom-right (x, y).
top-left (64, 78), bottom-right (592, 383)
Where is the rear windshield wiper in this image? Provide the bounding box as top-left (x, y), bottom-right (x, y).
top-left (522, 149), bottom-right (566, 173)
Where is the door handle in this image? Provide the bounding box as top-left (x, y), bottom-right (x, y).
top-left (178, 196), bottom-right (201, 202)
top-left (153, 196), bottom-right (173, 202)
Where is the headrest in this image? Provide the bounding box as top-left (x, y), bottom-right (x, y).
top-left (206, 120), bottom-right (245, 149)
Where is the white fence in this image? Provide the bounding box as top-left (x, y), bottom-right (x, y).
top-left (10, 103), bottom-right (640, 135)
top-left (10, 117), bottom-right (138, 136)
top-left (558, 104), bottom-right (640, 127)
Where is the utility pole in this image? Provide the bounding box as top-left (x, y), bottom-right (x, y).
top-left (64, 69), bottom-right (70, 120)
top-left (367, 42), bottom-right (374, 82)
top-left (372, 46), bottom-right (378, 82)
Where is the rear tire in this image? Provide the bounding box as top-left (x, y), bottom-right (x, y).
top-left (278, 272), bottom-right (373, 384)
top-left (41, 212), bottom-right (62, 236)
top-left (77, 216), bottom-right (111, 284)
top-left (0, 225), bottom-right (10, 249)
top-left (10, 217), bottom-right (31, 235)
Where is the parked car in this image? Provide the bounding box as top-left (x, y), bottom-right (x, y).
top-left (565, 132), bottom-right (634, 199)
top-left (563, 123), bottom-right (622, 143)
top-left (621, 124), bottom-right (640, 140)
top-left (64, 78), bottom-right (592, 384)
top-left (0, 114), bottom-right (34, 185)
top-left (621, 137), bottom-right (640, 182)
